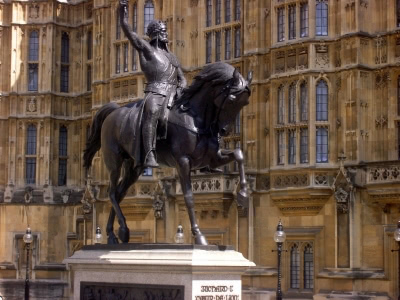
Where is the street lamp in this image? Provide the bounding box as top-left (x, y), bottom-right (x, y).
top-left (94, 226), bottom-right (102, 244)
top-left (23, 227), bottom-right (33, 300)
top-left (273, 220), bottom-right (286, 300)
top-left (392, 220), bottom-right (400, 300)
top-left (174, 225), bottom-right (185, 244)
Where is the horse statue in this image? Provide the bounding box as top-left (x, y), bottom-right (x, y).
top-left (83, 62), bottom-right (252, 245)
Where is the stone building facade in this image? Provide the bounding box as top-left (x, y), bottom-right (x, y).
top-left (0, 0), bottom-right (400, 299)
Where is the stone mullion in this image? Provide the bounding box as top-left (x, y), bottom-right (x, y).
top-left (309, 76), bottom-right (316, 165)
top-left (309, 0), bottom-right (316, 39)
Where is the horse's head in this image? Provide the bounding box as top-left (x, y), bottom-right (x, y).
top-left (213, 68), bottom-right (252, 137)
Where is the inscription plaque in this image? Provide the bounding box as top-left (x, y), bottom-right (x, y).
top-left (192, 280), bottom-right (241, 300)
top-left (80, 282), bottom-right (184, 300)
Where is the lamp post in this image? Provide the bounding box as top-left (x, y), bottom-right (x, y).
top-left (174, 225), bottom-right (185, 244)
top-left (94, 226), bottom-right (103, 244)
top-left (23, 227), bottom-right (33, 300)
top-left (392, 220), bottom-right (400, 300)
top-left (273, 220), bottom-right (286, 300)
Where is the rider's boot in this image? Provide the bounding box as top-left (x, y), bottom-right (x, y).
top-left (143, 110), bottom-right (160, 168)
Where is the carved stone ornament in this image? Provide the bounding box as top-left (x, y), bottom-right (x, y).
top-left (29, 4), bottom-right (40, 19)
top-left (24, 186), bottom-right (34, 203)
top-left (62, 189), bottom-right (72, 204)
top-left (332, 164), bottom-right (354, 214)
top-left (27, 98), bottom-right (37, 113)
top-left (152, 195), bottom-right (164, 219)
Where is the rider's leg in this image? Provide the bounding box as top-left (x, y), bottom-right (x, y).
top-left (142, 93), bottom-right (164, 168)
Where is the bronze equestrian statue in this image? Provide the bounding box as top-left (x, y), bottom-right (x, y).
top-left (83, 3), bottom-right (253, 245)
top-left (120, 0), bottom-right (187, 168)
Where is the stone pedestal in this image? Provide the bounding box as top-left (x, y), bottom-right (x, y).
top-left (63, 244), bottom-right (255, 300)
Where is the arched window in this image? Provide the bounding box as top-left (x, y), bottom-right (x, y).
top-left (316, 127), bottom-right (328, 163)
top-left (87, 65), bottom-right (92, 91)
top-left (225, 29), bottom-right (231, 60)
top-left (288, 129), bottom-right (296, 164)
top-left (215, 31), bottom-right (221, 61)
top-left (316, 80), bottom-right (328, 121)
top-left (234, 0), bottom-right (240, 21)
top-left (225, 0), bottom-right (231, 22)
top-left (234, 27), bottom-right (241, 58)
top-left (316, 0), bottom-right (328, 36)
top-left (304, 244), bottom-right (314, 289)
top-left (132, 2), bottom-right (137, 32)
top-left (300, 82), bottom-right (308, 121)
top-left (29, 31), bottom-right (39, 61)
top-left (144, 1), bottom-right (154, 34)
top-left (290, 244), bottom-right (300, 289)
top-left (28, 31), bottom-right (39, 91)
top-left (215, 0), bottom-right (221, 25)
top-left (206, 0), bottom-right (212, 27)
top-left (288, 83), bottom-right (296, 123)
top-left (116, 9), bottom-right (121, 39)
top-left (61, 32), bottom-right (69, 63)
top-left (277, 7), bottom-right (285, 42)
top-left (278, 86), bottom-right (284, 124)
top-left (206, 32), bottom-right (212, 63)
top-left (26, 125), bottom-right (37, 184)
top-left (87, 30), bottom-right (93, 60)
top-left (59, 126), bottom-right (68, 186)
top-left (288, 5), bottom-right (296, 40)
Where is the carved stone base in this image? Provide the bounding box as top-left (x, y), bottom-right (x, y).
top-left (64, 244), bottom-right (255, 300)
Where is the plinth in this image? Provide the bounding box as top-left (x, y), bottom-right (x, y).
top-left (63, 244), bottom-right (255, 300)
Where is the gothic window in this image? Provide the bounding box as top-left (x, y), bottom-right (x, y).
top-left (59, 126), bottom-right (68, 186)
top-left (234, 113), bottom-right (240, 134)
top-left (116, 9), bottom-right (121, 39)
top-left (206, 0), bottom-right (212, 26)
top-left (304, 244), bottom-right (314, 289)
top-left (61, 32), bottom-right (69, 93)
top-left (28, 64), bottom-right (38, 91)
top-left (61, 32), bottom-right (69, 63)
top-left (288, 129), bottom-right (296, 164)
top-left (290, 244), bottom-right (300, 289)
top-left (278, 86), bottom-right (284, 124)
top-left (132, 48), bottom-right (138, 70)
top-left (215, 31), bottom-right (221, 61)
top-left (234, 27), bottom-right (241, 58)
top-left (300, 128), bottom-right (308, 163)
top-left (316, 80), bottom-right (328, 121)
top-left (277, 130), bottom-right (285, 165)
top-left (215, 0), bottom-right (221, 25)
top-left (26, 125), bottom-right (37, 184)
top-left (398, 123), bottom-right (400, 159)
top-left (277, 7), bottom-right (285, 42)
top-left (116, 44), bottom-right (121, 73)
top-left (132, 2), bottom-right (137, 32)
top-left (224, 141), bottom-right (230, 173)
top-left (288, 83), bottom-right (296, 123)
top-left (206, 33), bottom-right (212, 63)
top-left (87, 30), bottom-right (93, 60)
top-left (289, 5), bottom-right (296, 40)
top-left (123, 43), bottom-right (129, 72)
top-left (397, 0), bottom-right (400, 27)
top-left (300, 82), bottom-right (308, 121)
top-left (29, 31), bottom-right (39, 61)
top-left (300, 3), bottom-right (309, 37)
top-left (225, 0), bottom-right (231, 22)
top-left (316, 127), bottom-right (328, 163)
top-left (144, 1), bottom-right (154, 34)
top-left (234, 140), bottom-right (240, 171)
top-left (225, 29), bottom-right (231, 60)
top-left (316, 0), bottom-right (328, 36)
top-left (60, 66), bottom-right (69, 93)
top-left (234, 0), bottom-right (240, 21)
top-left (87, 65), bottom-right (92, 91)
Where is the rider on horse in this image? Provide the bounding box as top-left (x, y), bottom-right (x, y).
top-left (120, 0), bottom-right (187, 168)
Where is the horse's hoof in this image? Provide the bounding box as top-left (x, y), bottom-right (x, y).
top-left (237, 190), bottom-right (249, 208)
top-left (194, 234), bottom-right (208, 245)
top-left (118, 227), bottom-right (130, 243)
top-left (107, 233), bottom-right (119, 244)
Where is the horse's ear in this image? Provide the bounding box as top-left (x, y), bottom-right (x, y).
top-left (233, 68), bottom-right (240, 86)
top-left (247, 71), bottom-right (253, 85)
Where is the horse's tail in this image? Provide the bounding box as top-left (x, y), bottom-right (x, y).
top-left (83, 103), bottom-right (119, 170)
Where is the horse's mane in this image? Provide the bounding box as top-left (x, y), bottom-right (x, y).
top-left (175, 62), bottom-right (235, 107)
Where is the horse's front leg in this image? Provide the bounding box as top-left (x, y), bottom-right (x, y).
top-left (210, 148), bottom-right (249, 208)
top-left (177, 156), bottom-right (208, 245)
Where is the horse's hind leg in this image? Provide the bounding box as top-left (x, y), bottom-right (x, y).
top-left (106, 160), bottom-right (143, 244)
top-left (177, 156), bottom-right (208, 245)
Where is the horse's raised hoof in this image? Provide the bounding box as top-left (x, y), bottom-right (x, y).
top-left (118, 226), bottom-right (130, 243)
top-left (237, 189), bottom-right (249, 208)
top-left (107, 233), bottom-right (119, 245)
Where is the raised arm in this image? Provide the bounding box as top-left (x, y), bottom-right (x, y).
top-left (119, 0), bottom-right (150, 53)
